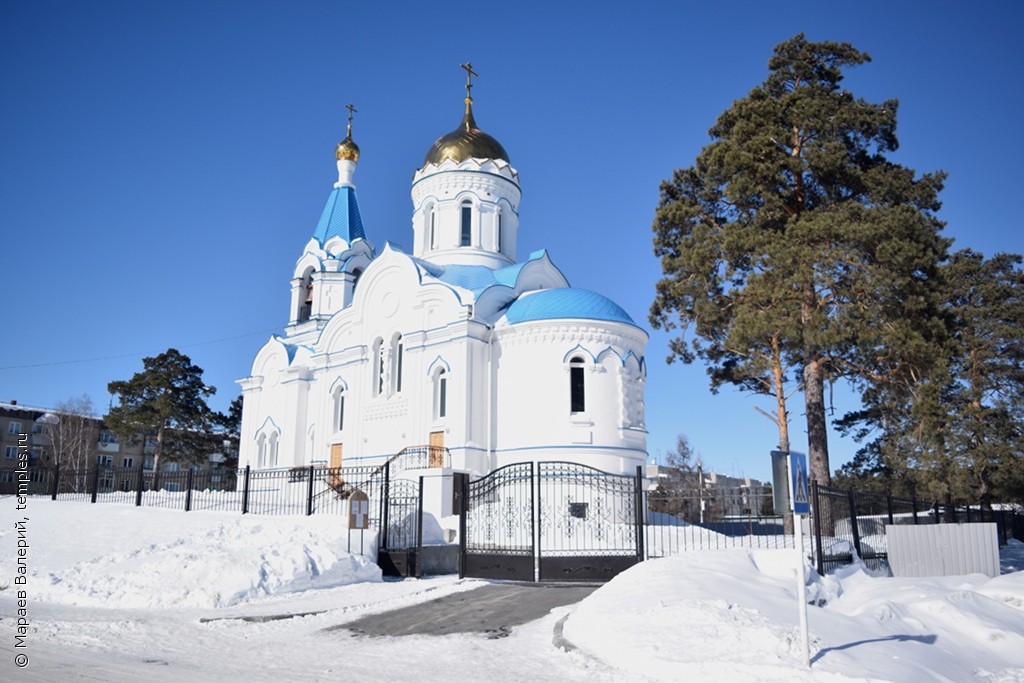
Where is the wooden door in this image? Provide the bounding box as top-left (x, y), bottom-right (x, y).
top-left (329, 443), bottom-right (343, 490)
top-left (428, 431), bottom-right (445, 468)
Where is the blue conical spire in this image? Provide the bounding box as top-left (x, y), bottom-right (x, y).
top-left (312, 186), bottom-right (365, 245)
top-left (313, 106), bottom-right (366, 246)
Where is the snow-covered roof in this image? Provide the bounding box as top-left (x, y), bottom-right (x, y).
top-left (415, 249), bottom-right (547, 296)
top-left (504, 288), bottom-right (637, 326)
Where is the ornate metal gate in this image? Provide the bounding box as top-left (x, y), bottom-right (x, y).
top-left (460, 462), bottom-right (644, 583)
top-left (537, 462), bottom-right (643, 582)
top-left (377, 477), bottom-right (423, 577)
top-left (460, 462), bottom-right (535, 581)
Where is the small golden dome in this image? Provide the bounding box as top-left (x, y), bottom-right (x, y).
top-left (423, 99), bottom-right (509, 166)
top-left (336, 132), bottom-right (360, 162)
top-left (336, 104), bottom-right (360, 162)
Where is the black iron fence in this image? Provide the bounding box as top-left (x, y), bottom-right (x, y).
top-left (811, 482), bottom-right (1024, 574)
top-left (31, 463), bottom-right (385, 517)
top-left (10, 461), bottom-right (1022, 577)
top-left (645, 487), bottom-right (789, 555)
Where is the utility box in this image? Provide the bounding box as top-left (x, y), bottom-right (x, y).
top-left (887, 523), bottom-right (999, 578)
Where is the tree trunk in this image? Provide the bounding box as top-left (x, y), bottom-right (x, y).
top-left (771, 334), bottom-right (790, 453)
top-left (154, 424), bottom-right (164, 483)
top-left (803, 355), bottom-right (831, 486)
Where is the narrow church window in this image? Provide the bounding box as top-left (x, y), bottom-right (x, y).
top-left (436, 369), bottom-right (448, 419)
top-left (334, 390), bottom-right (345, 431)
top-left (257, 434), bottom-right (266, 469)
top-left (374, 338), bottom-right (385, 396)
top-left (268, 433), bottom-right (279, 468)
top-left (352, 268), bottom-right (363, 292)
top-left (570, 356), bottom-right (586, 413)
top-left (429, 209), bottom-right (438, 249)
top-left (460, 202), bottom-right (472, 246)
top-left (496, 210), bottom-right (502, 252)
top-left (394, 336), bottom-right (404, 393)
top-left (298, 269), bottom-right (314, 322)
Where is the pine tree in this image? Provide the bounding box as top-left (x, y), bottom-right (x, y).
top-left (106, 348), bottom-right (217, 474)
top-left (941, 250), bottom-right (1024, 506)
top-left (836, 250), bottom-right (1024, 507)
top-left (651, 34), bottom-right (949, 485)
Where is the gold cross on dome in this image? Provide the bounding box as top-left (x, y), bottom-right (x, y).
top-left (345, 103), bottom-right (357, 126)
top-left (460, 61), bottom-right (477, 99)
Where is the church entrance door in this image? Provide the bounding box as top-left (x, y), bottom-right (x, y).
top-left (328, 443), bottom-right (343, 491)
top-left (428, 431), bottom-right (445, 468)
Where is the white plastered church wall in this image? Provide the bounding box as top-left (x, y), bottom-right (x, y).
top-left (490, 319), bottom-right (648, 474)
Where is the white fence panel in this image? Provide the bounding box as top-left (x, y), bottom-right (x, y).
top-left (887, 523), bottom-right (999, 578)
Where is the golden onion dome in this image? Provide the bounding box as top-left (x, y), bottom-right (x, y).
top-left (336, 104), bottom-right (360, 162)
top-left (336, 131), bottom-right (360, 162)
top-left (423, 98), bottom-right (509, 166)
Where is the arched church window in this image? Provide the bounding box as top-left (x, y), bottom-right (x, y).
top-left (429, 208), bottom-right (438, 249)
top-left (334, 387), bottom-right (345, 431)
top-left (435, 369), bottom-right (448, 419)
top-left (352, 268), bottom-right (363, 292)
top-left (393, 335), bottom-right (404, 393)
top-left (570, 356), bottom-right (586, 413)
top-left (496, 209), bottom-right (502, 252)
top-left (298, 269), bottom-right (314, 323)
top-left (373, 338), bottom-right (385, 397)
top-left (460, 201), bottom-right (472, 246)
top-left (268, 432), bottom-right (279, 468)
top-left (256, 434), bottom-right (267, 469)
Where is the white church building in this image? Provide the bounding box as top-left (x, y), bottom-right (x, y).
top-left (238, 75), bottom-right (648, 479)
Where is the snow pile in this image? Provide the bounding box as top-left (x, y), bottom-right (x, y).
top-left (1, 501), bottom-right (380, 609)
top-left (564, 549), bottom-right (1024, 682)
top-left (563, 550), bottom-right (815, 680)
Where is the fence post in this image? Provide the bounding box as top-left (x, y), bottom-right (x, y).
top-left (415, 476), bottom-right (425, 579)
top-left (306, 465), bottom-right (315, 516)
top-left (847, 489), bottom-right (862, 559)
top-left (886, 494), bottom-right (894, 526)
top-left (135, 462), bottom-right (145, 506)
top-left (185, 468), bottom-right (194, 512)
top-left (912, 495), bottom-right (919, 524)
top-left (811, 480), bottom-right (825, 575)
top-left (241, 465), bottom-right (251, 514)
top-left (532, 461), bottom-right (540, 582)
top-left (635, 465), bottom-right (646, 562)
top-left (458, 474), bottom-right (468, 579)
top-left (50, 464), bottom-right (60, 501)
top-left (90, 466), bottom-right (100, 503)
top-left (380, 461), bottom-right (391, 550)
top-left (933, 501), bottom-right (941, 524)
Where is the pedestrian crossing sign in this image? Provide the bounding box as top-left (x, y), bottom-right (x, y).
top-left (789, 452), bottom-right (810, 514)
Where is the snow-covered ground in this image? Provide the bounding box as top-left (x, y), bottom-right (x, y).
top-left (2, 499), bottom-right (1023, 682)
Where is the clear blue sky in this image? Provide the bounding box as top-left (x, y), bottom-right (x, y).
top-left (2, 1), bottom-right (1021, 481)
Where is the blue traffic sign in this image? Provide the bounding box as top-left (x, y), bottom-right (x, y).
top-left (789, 452), bottom-right (810, 514)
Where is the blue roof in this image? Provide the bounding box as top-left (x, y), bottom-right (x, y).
top-left (312, 186), bottom-right (365, 246)
top-left (504, 288), bottom-right (636, 325)
top-left (421, 251), bottom-right (543, 296)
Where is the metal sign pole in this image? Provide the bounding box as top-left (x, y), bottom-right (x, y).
top-left (787, 452), bottom-right (811, 668)
top-left (794, 510), bottom-right (810, 668)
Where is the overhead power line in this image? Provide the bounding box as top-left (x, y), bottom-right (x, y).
top-left (0, 328), bottom-right (280, 371)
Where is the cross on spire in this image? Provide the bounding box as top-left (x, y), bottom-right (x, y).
top-left (345, 103), bottom-right (357, 134)
top-left (460, 61), bottom-right (477, 101)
